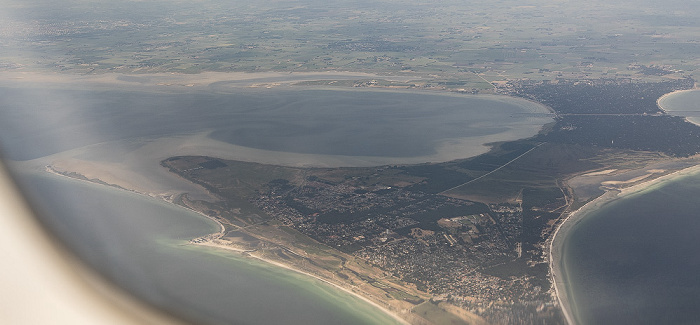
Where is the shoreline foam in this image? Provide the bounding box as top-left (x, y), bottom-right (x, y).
top-left (550, 88), bottom-right (700, 325)
top-left (38, 159), bottom-right (411, 325)
top-left (173, 195), bottom-right (410, 325)
top-left (192, 240), bottom-right (411, 325)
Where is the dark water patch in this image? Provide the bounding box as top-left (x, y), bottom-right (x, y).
top-left (0, 86), bottom-right (550, 161)
top-left (207, 90), bottom-right (523, 157)
top-left (563, 173), bottom-right (700, 325)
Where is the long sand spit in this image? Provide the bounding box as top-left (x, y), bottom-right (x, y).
top-left (550, 162), bottom-right (700, 325)
top-left (30, 128), bottom-right (511, 203)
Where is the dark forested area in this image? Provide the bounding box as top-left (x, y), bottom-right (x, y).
top-left (512, 78), bottom-right (700, 156)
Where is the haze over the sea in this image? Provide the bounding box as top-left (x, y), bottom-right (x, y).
top-left (658, 89), bottom-right (700, 125)
top-left (0, 81), bottom-right (552, 199)
top-left (558, 90), bottom-right (700, 325)
top-left (0, 78), bottom-right (552, 325)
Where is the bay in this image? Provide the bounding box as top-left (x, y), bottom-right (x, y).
top-left (658, 89), bottom-right (700, 125)
top-left (0, 86), bottom-right (551, 162)
top-left (0, 84), bottom-right (553, 325)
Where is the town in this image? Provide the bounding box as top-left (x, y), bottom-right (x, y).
top-left (161, 77), bottom-right (700, 324)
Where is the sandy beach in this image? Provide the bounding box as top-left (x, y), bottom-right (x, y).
top-left (656, 88), bottom-right (697, 111)
top-left (657, 88), bottom-right (700, 126)
top-left (549, 162), bottom-right (700, 325)
top-left (0, 71), bottom-right (554, 324)
top-left (39, 152), bottom-right (412, 324)
top-left (194, 239), bottom-right (411, 325)
top-left (163, 184), bottom-right (413, 324)
top-left (551, 87), bottom-right (700, 321)
top-left (168, 187), bottom-right (411, 324)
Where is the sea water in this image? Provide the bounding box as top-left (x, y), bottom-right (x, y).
top-left (562, 170), bottom-right (700, 325)
top-left (562, 89), bottom-right (700, 325)
top-left (16, 170), bottom-right (402, 325)
top-left (0, 85), bottom-right (553, 325)
top-left (658, 89), bottom-right (700, 125)
top-left (0, 86), bottom-right (551, 161)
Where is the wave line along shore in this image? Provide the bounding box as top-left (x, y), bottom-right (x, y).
top-left (42, 163), bottom-right (410, 325)
top-left (549, 162), bottom-right (700, 325)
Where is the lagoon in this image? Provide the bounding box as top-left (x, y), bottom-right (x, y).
top-left (658, 88), bottom-right (700, 125)
top-left (0, 86), bottom-right (551, 163)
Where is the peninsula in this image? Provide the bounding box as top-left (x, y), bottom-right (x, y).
top-left (151, 78), bottom-right (699, 324)
top-left (18, 72), bottom-right (699, 324)
top-left (4, 1), bottom-right (700, 323)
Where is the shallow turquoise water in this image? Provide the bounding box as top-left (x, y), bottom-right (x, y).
top-left (17, 171), bottom-right (402, 325)
top-left (0, 85), bottom-right (554, 324)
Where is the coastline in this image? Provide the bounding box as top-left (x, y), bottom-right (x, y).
top-left (2, 74), bottom-right (555, 325)
top-left (549, 162), bottom-right (700, 325)
top-left (172, 192), bottom-right (411, 325)
top-left (41, 163), bottom-right (411, 325)
top-left (44, 163), bottom-right (227, 239)
top-left (0, 70), bottom-right (407, 92)
top-left (657, 88), bottom-right (700, 126)
top-left (656, 88), bottom-right (698, 112)
top-left (17, 72), bottom-right (695, 324)
top-left (550, 87), bottom-right (700, 325)
top-left (192, 240), bottom-right (411, 325)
